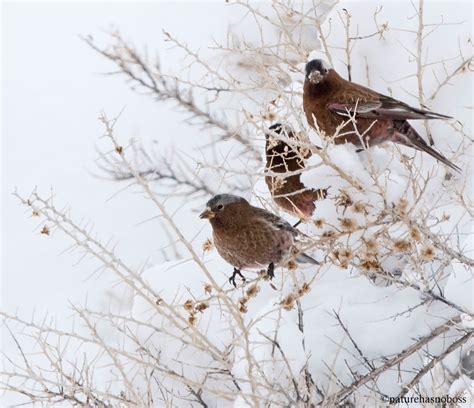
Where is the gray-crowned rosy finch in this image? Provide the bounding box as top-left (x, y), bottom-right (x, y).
top-left (199, 194), bottom-right (319, 286)
top-left (303, 59), bottom-right (460, 173)
top-left (265, 123), bottom-right (328, 220)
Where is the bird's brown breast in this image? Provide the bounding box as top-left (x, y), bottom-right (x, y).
top-left (265, 135), bottom-right (318, 218)
top-left (265, 174), bottom-right (319, 218)
top-left (304, 73), bottom-right (393, 146)
top-left (211, 211), bottom-right (294, 269)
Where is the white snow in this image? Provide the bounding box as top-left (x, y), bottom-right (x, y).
top-left (2, 0), bottom-right (472, 406)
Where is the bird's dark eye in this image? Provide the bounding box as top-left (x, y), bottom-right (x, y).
top-left (216, 204), bottom-right (224, 211)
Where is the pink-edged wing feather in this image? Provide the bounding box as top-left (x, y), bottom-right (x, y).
top-left (327, 95), bottom-right (452, 121)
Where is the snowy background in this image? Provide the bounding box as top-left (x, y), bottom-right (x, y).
top-left (2, 1), bottom-right (473, 406)
top-left (2, 0), bottom-right (233, 320)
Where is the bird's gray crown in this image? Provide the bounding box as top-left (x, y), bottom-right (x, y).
top-left (206, 194), bottom-right (248, 209)
top-left (305, 59), bottom-right (331, 77)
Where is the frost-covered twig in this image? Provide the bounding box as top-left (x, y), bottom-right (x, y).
top-left (397, 329), bottom-right (473, 398)
top-left (95, 142), bottom-right (217, 197)
top-left (331, 315), bottom-right (463, 404)
top-left (333, 311), bottom-right (375, 371)
top-left (83, 33), bottom-right (261, 162)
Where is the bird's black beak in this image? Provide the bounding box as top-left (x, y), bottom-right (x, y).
top-left (308, 70), bottom-right (323, 84)
top-left (199, 207), bottom-right (215, 219)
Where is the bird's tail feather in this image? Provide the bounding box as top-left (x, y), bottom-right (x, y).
top-left (393, 123), bottom-right (461, 173)
top-left (296, 253), bottom-right (320, 265)
top-left (408, 136), bottom-right (461, 173)
top-left (411, 106), bottom-right (452, 120)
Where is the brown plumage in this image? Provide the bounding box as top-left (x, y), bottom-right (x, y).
top-left (199, 194), bottom-right (319, 286)
top-left (265, 123), bottom-right (328, 219)
top-left (303, 59), bottom-right (460, 173)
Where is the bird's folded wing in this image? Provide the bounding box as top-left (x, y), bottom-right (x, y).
top-left (253, 207), bottom-right (298, 235)
top-left (327, 96), bottom-right (452, 120)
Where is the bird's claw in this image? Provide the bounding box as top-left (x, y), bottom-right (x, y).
top-left (267, 263), bottom-right (275, 280)
top-left (229, 269), bottom-right (246, 287)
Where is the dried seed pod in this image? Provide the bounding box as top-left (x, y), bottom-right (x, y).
top-left (40, 225), bottom-right (50, 235)
top-left (287, 259), bottom-right (298, 270)
top-left (322, 229), bottom-right (336, 239)
top-left (202, 239), bottom-right (214, 252)
top-left (336, 190), bottom-right (353, 209)
top-left (262, 111), bottom-right (277, 121)
top-left (393, 239), bottom-right (412, 252)
top-left (364, 238), bottom-right (378, 253)
top-left (281, 294), bottom-right (295, 311)
top-left (409, 226), bottom-right (421, 241)
top-left (183, 299), bottom-right (194, 311)
top-left (239, 304), bottom-right (248, 313)
top-left (239, 297), bottom-right (248, 306)
top-left (396, 198), bottom-right (409, 214)
top-left (334, 248), bottom-right (353, 268)
top-left (195, 302), bottom-right (209, 312)
top-left (352, 201), bottom-right (367, 214)
top-left (359, 257), bottom-right (380, 272)
top-left (340, 217), bottom-right (358, 231)
top-left (245, 284), bottom-right (260, 299)
top-left (420, 245), bottom-right (435, 261)
top-left (297, 282), bottom-right (311, 297)
top-left (313, 218), bottom-right (324, 228)
top-left (301, 282), bottom-right (311, 294)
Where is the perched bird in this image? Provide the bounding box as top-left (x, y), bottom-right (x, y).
top-left (303, 59), bottom-right (461, 172)
top-left (199, 194), bottom-right (319, 286)
top-left (265, 123), bottom-right (328, 220)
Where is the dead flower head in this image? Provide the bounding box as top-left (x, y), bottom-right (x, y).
top-left (202, 239), bottom-right (214, 252)
top-left (287, 259), bottom-right (298, 270)
top-left (239, 304), bottom-right (248, 313)
top-left (41, 225), bottom-right (50, 235)
top-left (188, 314), bottom-right (196, 326)
top-left (195, 302), bottom-right (209, 312)
top-left (336, 190), bottom-right (353, 209)
top-left (322, 229), bottom-right (336, 239)
top-left (340, 217), bottom-right (358, 231)
top-left (334, 248), bottom-right (353, 269)
top-left (396, 198), bottom-right (409, 214)
top-left (393, 239), bottom-right (412, 252)
top-left (409, 226), bottom-right (421, 241)
top-left (246, 284), bottom-right (260, 299)
top-left (183, 299), bottom-right (194, 311)
top-left (420, 245), bottom-right (435, 261)
top-left (313, 218), bottom-right (324, 228)
top-left (281, 294), bottom-right (296, 311)
top-left (359, 257), bottom-right (380, 272)
top-left (297, 282), bottom-right (311, 297)
top-left (364, 238), bottom-right (378, 253)
top-left (352, 201), bottom-right (367, 214)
